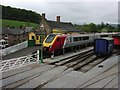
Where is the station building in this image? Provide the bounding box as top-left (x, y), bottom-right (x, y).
top-left (28, 13), bottom-right (81, 46)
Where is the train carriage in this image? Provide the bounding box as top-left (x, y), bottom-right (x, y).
top-left (94, 38), bottom-right (114, 56)
top-left (43, 34), bottom-right (67, 52)
top-left (113, 34), bottom-right (120, 46)
top-left (43, 33), bottom-right (117, 54)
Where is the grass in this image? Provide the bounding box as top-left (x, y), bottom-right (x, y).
top-left (1, 19), bottom-right (38, 28)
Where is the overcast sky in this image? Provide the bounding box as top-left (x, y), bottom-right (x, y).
top-left (0, 0), bottom-right (119, 24)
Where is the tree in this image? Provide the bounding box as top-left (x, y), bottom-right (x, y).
top-left (2, 5), bottom-right (42, 24)
top-left (89, 23), bottom-right (97, 33)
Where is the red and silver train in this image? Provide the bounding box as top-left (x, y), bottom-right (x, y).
top-left (113, 34), bottom-right (120, 46)
top-left (43, 33), bottom-right (118, 53)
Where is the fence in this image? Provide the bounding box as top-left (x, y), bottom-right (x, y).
top-left (0, 41), bottom-right (28, 56)
top-left (0, 50), bottom-right (40, 72)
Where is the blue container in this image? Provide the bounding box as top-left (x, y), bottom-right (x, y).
top-left (94, 38), bottom-right (114, 56)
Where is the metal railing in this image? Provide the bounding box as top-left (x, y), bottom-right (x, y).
top-left (0, 50), bottom-right (40, 72)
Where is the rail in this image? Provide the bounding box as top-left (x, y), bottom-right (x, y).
top-left (0, 50), bottom-right (40, 72)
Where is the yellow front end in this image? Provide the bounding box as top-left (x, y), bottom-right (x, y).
top-left (43, 35), bottom-right (58, 48)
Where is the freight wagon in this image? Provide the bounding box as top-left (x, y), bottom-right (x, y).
top-left (94, 38), bottom-right (114, 56)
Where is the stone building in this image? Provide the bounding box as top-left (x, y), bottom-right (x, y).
top-left (0, 27), bottom-right (32, 46)
top-left (28, 13), bottom-right (81, 46)
top-left (39, 13), bottom-right (81, 35)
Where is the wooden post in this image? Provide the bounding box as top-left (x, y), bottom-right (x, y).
top-left (40, 44), bottom-right (43, 63)
top-left (37, 50), bottom-right (39, 63)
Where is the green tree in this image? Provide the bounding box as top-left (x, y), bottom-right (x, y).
top-left (89, 23), bottom-right (97, 33)
top-left (2, 5), bottom-right (42, 24)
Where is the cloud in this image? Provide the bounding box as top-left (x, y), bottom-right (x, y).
top-left (44, 2), bottom-right (118, 24)
top-left (0, 0), bottom-right (118, 24)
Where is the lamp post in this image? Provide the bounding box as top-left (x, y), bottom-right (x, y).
top-left (40, 35), bottom-right (43, 63)
top-left (40, 25), bottom-right (44, 63)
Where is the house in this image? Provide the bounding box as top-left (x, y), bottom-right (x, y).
top-left (39, 13), bottom-right (81, 34)
top-left (0, 27), bottom-right (33, 46)
top-left (28, 13), bottom-right (81, 46)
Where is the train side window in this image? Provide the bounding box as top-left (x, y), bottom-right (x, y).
top-left (83, 37), bottom-right (89, 40)
top-left (70, 38), bottom-right (72, 42)
top-left (74, 37), bottom-right (79, 42)
top-left (79, 37), bottom-right (81, 41)
top-left (100, 35), bottom-right (108, 37)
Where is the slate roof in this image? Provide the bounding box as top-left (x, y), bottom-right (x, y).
top-left (47, 20), bottom-right (81, 32)
top-left (1, 28), bottom-right (33, 35)
top-left (34, 31), bottom-right (43, 35)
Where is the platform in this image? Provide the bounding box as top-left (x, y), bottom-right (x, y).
top-left (43, 47), bottom-right (93, 64)
top-left (1, 55), bottom-right (119, 89)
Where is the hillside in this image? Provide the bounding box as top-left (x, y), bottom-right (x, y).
top-left (1, 19), bottom-right (38, 28)
top-left (2, 5), bottom-right (42, 24)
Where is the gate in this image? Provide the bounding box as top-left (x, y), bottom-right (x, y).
top-left (0, 50), bottom-right (40, 72)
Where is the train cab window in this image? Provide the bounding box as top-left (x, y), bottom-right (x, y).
top-left (32, 36), bottom-right (35, 40)
top-left (83, 36), bottom-right (89, 40)
top-left (45, 34), bottom-right (56, 43)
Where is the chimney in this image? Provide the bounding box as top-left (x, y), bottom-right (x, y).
top-left (56, 16), bottom-right (60, 22)
top-left (42, 13), bottom-right (45, 21)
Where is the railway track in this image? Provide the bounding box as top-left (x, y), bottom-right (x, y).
top-left (50, 48), bottom-right (93, 65)
top-left (50, 48), bottom-right (117, 73)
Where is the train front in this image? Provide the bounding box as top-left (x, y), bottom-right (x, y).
top-left (43, 34), bottom-right (56, 53)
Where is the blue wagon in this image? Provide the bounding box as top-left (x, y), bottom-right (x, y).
top-left (94, 38), bottom-right (114, 56)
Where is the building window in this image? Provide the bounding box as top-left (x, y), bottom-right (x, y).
top-left (5, 34), bottom-right (8, 37)
top-left (5, 34), bottom-right (8, 39)
top-left (32, 36), bottom-right (35, 40)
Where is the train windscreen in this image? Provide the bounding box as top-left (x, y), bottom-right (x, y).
top-left (45, 34), bottom-right (56, 43)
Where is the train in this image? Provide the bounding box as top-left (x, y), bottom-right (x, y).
top-left (43, 33), bottom-right (117, 53)
top-left (94, 37), bottom-right (114, 56)
top-left (113, 34), bottom-right (120, 46)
